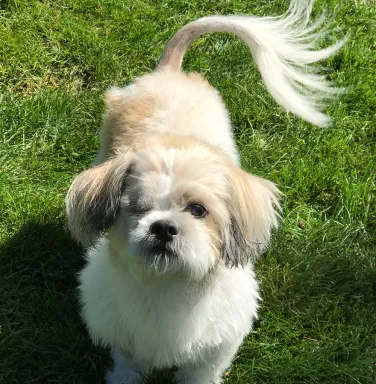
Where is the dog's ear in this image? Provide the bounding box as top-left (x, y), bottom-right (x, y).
top-left (223, 167), bottom-right (281, 266)
top-left (66, 151), bottom-right (133, 246)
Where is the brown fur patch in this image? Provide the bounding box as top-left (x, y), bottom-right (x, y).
top-left (97, 69), bottom-right (228, 164)
top-left (101, 94), bottom-right (156, 159)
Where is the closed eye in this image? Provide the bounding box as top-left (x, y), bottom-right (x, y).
top-left (127, 203), bottom-right (152, 216)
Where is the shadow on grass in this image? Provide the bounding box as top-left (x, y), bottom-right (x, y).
top-left (0, 218), bottom-right (178, 384)
top-left (0, 218), bottom-right (109, 383)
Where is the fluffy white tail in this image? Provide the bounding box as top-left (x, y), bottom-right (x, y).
top-left (157, 0), bottom-right (345, 127)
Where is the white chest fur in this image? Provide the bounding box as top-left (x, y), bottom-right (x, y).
top-left (78, 238), bottom-right (259, 369)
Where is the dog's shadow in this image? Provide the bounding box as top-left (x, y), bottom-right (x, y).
top-left (0, 217), bottom-right (178, 384)
top-left (0, 218), bottom-right (108, 383)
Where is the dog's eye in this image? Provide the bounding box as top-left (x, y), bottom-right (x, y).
top-left (127, 202), bottom-right (151, 216)
top-left (130, 207), bottom-right (151, 215)
top-left (186, 204), bottom-right (208, 218)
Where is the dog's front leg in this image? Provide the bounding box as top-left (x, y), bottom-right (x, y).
top-left (105, 348), bottom-right (149, 384)
top-left (175, 337), bottom-right (244, 384)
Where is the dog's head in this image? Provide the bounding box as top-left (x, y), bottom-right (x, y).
top-left (66, 134), bottom-right (280, 280)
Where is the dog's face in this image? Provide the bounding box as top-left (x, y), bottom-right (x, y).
top-left (66, 134), bottom-right (280, 280)
top-left (114, 140), bottom-right (231, 279)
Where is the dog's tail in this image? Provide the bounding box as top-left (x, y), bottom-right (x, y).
top-left (157, 0), bottom-right (345, 127)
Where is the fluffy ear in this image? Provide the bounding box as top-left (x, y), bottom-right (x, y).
top-left (65, 152), bottom-right (133, 246)
top-left (223, 168), bottom-right (281, 266)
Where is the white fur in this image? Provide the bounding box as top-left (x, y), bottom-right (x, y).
top-left (123, 208), bottom-right (219, 282)
top-left (79, 238), bottom-right (259, 383)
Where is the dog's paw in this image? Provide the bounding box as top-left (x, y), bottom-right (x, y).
top-left (105, 368), bottom-right (140, 384)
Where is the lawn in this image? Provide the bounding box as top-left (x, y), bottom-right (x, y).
top-left (0, 0), bottom-right (375, 383)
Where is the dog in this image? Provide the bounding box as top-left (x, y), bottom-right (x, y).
top-left (66, 0), bottom-right (343, 382)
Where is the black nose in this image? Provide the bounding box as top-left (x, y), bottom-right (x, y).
top-left (150, 220), bottom-right (179, 242)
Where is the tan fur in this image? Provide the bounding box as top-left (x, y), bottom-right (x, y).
top-left (226, 167), bottom-right (281, 257)
top-left (67, 121), bottom-right (280, 259)
top-left (95, 70), bottom-right (239, 165)
top-left (204, 215), bottom-right (222, 257)
top-left (100, 94), bottom-right (156, 160)
top-left (66, 150), bottom-right (134, 245)
top-left (67, 67), bottom-right (280, 263)
top-left (158, 24), bottom-right (210, 71)
top-left (187, 72), bottom-right (208, 85)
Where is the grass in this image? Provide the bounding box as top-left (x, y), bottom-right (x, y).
top-left (0, 0), bottom-right (375, 383)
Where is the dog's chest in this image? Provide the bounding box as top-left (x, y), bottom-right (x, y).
top-left (79, 246), bottom-right (259, 368)
top-left (111, 275), bottom-right (228, 367)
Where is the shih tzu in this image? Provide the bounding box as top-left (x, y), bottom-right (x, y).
top-left (66, 0), bottom-right (343, 382)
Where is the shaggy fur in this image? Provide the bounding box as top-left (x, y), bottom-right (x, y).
top-left (66, 1), bottom-right (343, 383)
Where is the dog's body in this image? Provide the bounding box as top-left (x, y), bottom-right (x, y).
top-left (79, 70), bottom-right (264, 383)
top-left (66, 1), bottom-right (343, 382)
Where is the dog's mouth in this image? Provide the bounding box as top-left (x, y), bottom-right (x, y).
top-left (148, 244), bottom-right (176, 259)
top-left (136, 241), bottom-right (177, 260)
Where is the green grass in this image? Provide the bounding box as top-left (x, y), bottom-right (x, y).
top-left (0, 0), bottom-right (375, 383)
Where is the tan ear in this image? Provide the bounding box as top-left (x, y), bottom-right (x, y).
top-left (65, 151), bottom-right (133, 246)
top-left (223, 168), bottom-right (281, 266)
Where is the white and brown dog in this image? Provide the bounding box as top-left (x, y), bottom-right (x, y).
top-left (66, 1), bottom-right (343, 382)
